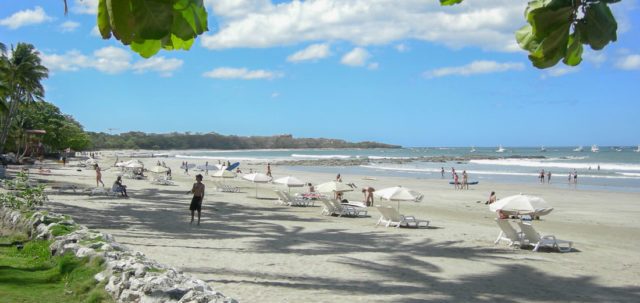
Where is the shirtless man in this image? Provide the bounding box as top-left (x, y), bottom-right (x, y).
top-left (188, 174), bottom-right (205, 225)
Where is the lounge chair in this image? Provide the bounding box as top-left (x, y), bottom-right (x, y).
top-left (495, 219), bottom-right (523, 247)
top-left (375, 206), bottom-right (429, 228)
top-left (214, 182), bottom-right (240, 193)
top-left (87, 187), bottom-right (120, 197)
top-left (517, 221), bottom-right (573, 253)
top-left (151, 176), bottom-right (175, 185)
top-left (320, 199), bottom-right (338, 216)
top-left (330, 199), bottom-right (367, 217)
top-left (278, 191), bottom-right (311, 207)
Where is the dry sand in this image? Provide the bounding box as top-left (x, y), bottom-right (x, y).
top-left (15, 154), bottom-right (640, 302)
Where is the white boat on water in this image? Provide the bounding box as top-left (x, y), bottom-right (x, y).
top-left (496, 145), bottom-right (505, 153)
top-left (635, 145), bottom-right (640, 153)
top-left (591, 145), bottom-right (599, 153)
top-left (540, 146), bottom-right (547, 152)
top-left (573, 146), bottom-right (583, 152)
top-left (470, 146), bottom-right (476, 153)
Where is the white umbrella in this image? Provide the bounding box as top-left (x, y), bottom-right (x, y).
top-left (315, 181), bottom-right (353, 193)
top-left (274, 176), bottom-right (305, 193)
top-left (84, 158), bottom-right (97, 166)
top-left (242, 173), bottom-right (272, 198)
top-left (211, 170), bottom-right (236, 178)
top-left (489, 194), bottom-right (553, 216)
top-left (149, 166), bottom-right (169, 173)
top-left (374, 186), bottom-right (422, 211)
top-left (125, 162), bottom-right (144, 168)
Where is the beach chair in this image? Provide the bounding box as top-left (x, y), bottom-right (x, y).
top-left (330, 199), bottom-right (368, 217)
top-left (151, 175), bottom-right (175, 185)
top-left (517, 221), bottom-right (573, 253)
top-left (88, 187), bottom-right (120, 197)
top-left (320, 199), bottom-right (338, 216)
top-left (284, 192), bottom-right (312, 207)
top-left (214, 182), bottom-right (240, 193)
top-left (375, 206), bottom-right (429, 228)
top-left (494, 219), bottom-right (523, 247)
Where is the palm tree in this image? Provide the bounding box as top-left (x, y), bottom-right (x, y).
top-left (0, 43), bottom-right (49, 154)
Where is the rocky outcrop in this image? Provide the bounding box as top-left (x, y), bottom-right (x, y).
top-left (0, 207), bottom-right (236, 303)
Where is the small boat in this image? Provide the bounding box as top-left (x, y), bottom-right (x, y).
top-left (573, 146), bottom-right (583, 152)
top-left (470, 146), bottom-right (476, 153)
top-left (540, 146), bottom-right (547, 152)
top-left (496, 145), bottom-right (505, 153)
top-left (635, 145), bottom-right (640, 153)
top-left (615, 147), bottom-right (623, 152)
top-left (591, 145), bottom-right (599, 153)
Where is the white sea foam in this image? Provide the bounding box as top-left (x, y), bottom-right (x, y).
top-left (175, 154), bottom-right (265, 161)
top-left (367, 156), bottom-right (413, 160)
top-left (291, 154), bottom-right (351, 159)
top-left (470, 159), bottom-right (640, 171)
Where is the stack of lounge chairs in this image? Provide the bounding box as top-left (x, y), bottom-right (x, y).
top-left (320, 199), bottom-right (368, 217)
top-left (275, 190), bottom-right (312, 207)
top-left (494, 219), bottom-right (573, 252)
top-left (375, 206), bottom-right (429, 228)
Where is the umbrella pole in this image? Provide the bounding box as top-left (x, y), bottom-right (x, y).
top-left (397, 200), bottom-right (400, 212)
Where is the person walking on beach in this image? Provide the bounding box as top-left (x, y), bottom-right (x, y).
top-left (336, 173), bottom-right (342, 182)
top-left (205, 161), bottom-right (209, 175)
top-left (451, 167), bottom-right (456, 179)
top-left (462, 170), bottom-right (469, 190)
top-left (441, 167), bottom-right (445, 178)
top-left (568, 173), bottom-right (572, 183)
top-left (266, 163), bottom-right (272, 177)
top-left (187, 174), bottom-right (205, 225)
top-left (184, 161), bottom-right (189, 175)
top-left (362, 187), bottom-right (375, 206)
top-left (573, 170), bottom-right (578, 184)
top-left (453, 173), bottom-right (459, 189)
top-left (539, 169), bottom-right (545, 183)
top-left (547, 171), bottom-right (552, 183)
top-left (95, 164), bottom-right (104, 187)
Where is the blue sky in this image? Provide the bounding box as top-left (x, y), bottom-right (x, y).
top-left (1, 0), bottom-right (639, 147)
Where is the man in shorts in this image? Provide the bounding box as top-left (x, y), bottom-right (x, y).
top-left (188, 174), bottom-right (205, 225)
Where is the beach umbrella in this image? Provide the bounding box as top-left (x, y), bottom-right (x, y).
top-left (84, 158), bottom-right (97, 166)
top-left (211, 170), bottom-right (236, 178)
top-left (149, 166), bottom-right (169, 174)
top-left (242, 173), bottom-right (272, 198)
top-left (274, 176), bottom-right (305, 193)
top-left (374, 186), bottom-right (422, 211)
top-left (489, 194), bottom-right (553, 216)
top-left (125, 161), bottom-right (144, 168)
top-left (315, 181), bottom-right (353, 193)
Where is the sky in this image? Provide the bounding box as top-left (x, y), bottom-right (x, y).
top-left (1, 0), bottom-right (639, 147)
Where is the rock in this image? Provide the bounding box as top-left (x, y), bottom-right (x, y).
top-left (75, 247), bottom-right (96, 258)
top-left (132, 263), bottom-right (148, 278)
top-left (119, 290), bottom-right (141, 302)
top-left (95, 271), bottom-right (108, 283)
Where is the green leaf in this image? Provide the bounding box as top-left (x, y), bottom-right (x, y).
top-left (528, 21), bottom-right (571, 68)
top-left (107, 0), bottom-right (135, 44)
top-left (579, 1), bottom-right (617, 50)
top-left (526, 0), bottom-right (573, 39)
top-left (439, 0), bottom-right (464, 5)
top-left (563, 32), bottom-right (583, 66)
top-left (515, 24), bottom-right (539, 52)
top-left (97, 0), bottom-right (112, 39)
top-left (131, 0), bottom-right (174, 40)
top-left (131, 39), bottom-right (162, 58)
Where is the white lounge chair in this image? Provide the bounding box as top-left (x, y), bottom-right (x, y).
top-left (275, 190), bottom-right (309, 206)
top-left (375, 206), bottom-right (429, 228)
top-left (320, 199), bottom-right (338, 216)
top-left (494, 219), bottom-right (523, 247)
top-left (151, 175), bottom-right (175, 185)
top-left (330, 199), bottom-right (367, 217)
top-left (517, 221), bottom-right (573, 253)
top-left (214, 182), bottom-right (240, 193)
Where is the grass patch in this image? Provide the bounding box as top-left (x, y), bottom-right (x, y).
top-left (50, 224), bottom-right (77, 237)
top-left (147, 266), bottom-right (165, 274)
top-left (0, 235), bottom-right (112, 302)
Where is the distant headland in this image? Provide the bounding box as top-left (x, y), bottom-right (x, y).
top-left (87, 132), bottom-right (401, 150)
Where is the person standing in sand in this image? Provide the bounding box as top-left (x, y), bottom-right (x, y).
top-left (453, 173), bottom-right (459, 189)
top-left (187, 174), bottom-right (205, 225)
top-left (94, 164), bottom-right (104, 187)
top-left (441, 167), bottom-right (445, 178)
top-left (547, 171), bottom-right (552, 183)
top-left (462, 170), bottom-right (469, 190)
top-left (362, 187), bottom-right (375, 206)
top-left (266, 163), bottom-right (272, 177)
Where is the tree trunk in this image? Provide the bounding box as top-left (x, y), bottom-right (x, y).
top-left (0, 93), bottom-right (20, 154)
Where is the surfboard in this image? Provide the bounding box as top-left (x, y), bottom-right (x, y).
top-left (226, 162), bottom-right (240, 171)
top-left (449, 181), bottom-right (479, 185)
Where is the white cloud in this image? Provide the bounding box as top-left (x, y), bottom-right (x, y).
top-left (424, 60), bottom-right (525, 78)
top-left (201, 0), bottom-right (524, 52)
top-left (271, 92), bottom-right (280, 98)
top-left (132, 57), bottom-right (183, 77)
top-left (341, 47), bottom-right (371, 67)
top-left (60, 20), bottom-right (80, 32)
top-left (583, 51), bottom-right (607, 66)
top-left (71, 0), bottom-right (99, 15)
top-left (90, 26), bottom-right (101, 37)
top-left (367, 62), bottom-right (379, 70)
top-left (395, 44), bottom-right (409, 53)
top-left (0, 6), bottom-right (52, 29)
top-left (41, 47), bottom-right (183, 76)
top-left (203, 67), bottom-right (282, 80)
top-left (615, 54), bottom-right (640, 70)
top-left (541, 65), bottom-right (580, 78)
top-left (287, 43), bottom-right (331, 62)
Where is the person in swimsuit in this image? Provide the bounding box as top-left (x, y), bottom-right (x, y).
top-left (188, 174), bottom-right (205, 225)
top-left (266, 163), bottom-right (272, 177)
top-left (95, 164), bottom-right (104, 187)
top-left (486, 191), bottom-right (497, 205)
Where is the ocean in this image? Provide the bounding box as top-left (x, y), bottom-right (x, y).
top-left (175, 146), bottom-right (640, 193)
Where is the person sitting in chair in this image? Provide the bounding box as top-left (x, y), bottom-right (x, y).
top-left (112, 176), bottom-right (129, 197)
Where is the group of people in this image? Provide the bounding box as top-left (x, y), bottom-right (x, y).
top-left (450, 167), bottom-right (470, 190)
top-left (568, 169), bottom-right (578, 184)
top-left (539, 169), bottom-right (552, 183)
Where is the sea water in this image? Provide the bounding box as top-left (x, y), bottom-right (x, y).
top-left (175, 147), bottom-right (640, 192)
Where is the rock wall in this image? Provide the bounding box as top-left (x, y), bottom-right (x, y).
top-left (0, 207), bottom-right (237, 303)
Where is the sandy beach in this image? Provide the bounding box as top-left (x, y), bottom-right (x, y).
top-left (17, 154), bottom-right (640, 302)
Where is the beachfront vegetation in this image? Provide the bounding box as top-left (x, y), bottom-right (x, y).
top-left (0, 42), bottom-right (91, 155)
top-left (84, 0), bottom-right (620, 69)
top-left (88, 132), bottom-right (401, 150)
top-left (0, 171), bottom-right (48, 210)
top-left (0, 235), bottom-right (111, 303)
